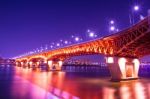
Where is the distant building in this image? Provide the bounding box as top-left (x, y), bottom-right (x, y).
top-left (0, 58), bottom-right (15, 65)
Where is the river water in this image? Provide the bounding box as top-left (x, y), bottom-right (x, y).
top-left (0, 65), bottom-right (150, 99)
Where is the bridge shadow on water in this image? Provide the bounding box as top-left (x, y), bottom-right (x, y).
top-left (0, 65), bottom-right (150, 99)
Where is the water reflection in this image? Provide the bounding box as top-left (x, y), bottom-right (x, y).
top-left (1, 66), bottom-right (150, 99)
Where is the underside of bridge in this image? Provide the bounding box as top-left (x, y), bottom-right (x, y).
top-left (15, 16), bottom-right (150, 81)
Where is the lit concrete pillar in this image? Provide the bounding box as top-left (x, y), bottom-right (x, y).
top-left (21, 62), bottom-right (24, 67)
top-left (58, 61), bottom-right (63, 70)
top-left (48, 60), bottom-right (63, 71)
top-left (36, 62), bottom-right (40, 68)
top-left (106, 56), bottom-right (140, 81)
top-left (16, 61), bottom-right (20, 66)
top-left (29, 61), bottom-right (33, 68)
top-left (48, 60), bottom-right (53, 70)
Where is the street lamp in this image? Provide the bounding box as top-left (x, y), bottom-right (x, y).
top-left (64, 40), bottom-right (68, 44)
top-left (89, 32), bottom-right (94, 37)
top-left (130, 4), bottom-right (140, 25)
top-left (110, 20), bottom-right (114, 24)
top-left (134, 5), bottom-right (139, 11)
top-left (109, 20), bottom-right (119, 34)
top-left (87, 29), bottom-right (97, 39)
top-left (75, 37), bottom-right (79, 42)
top-left (56, 43), bottom-right (60, 47)
top-left (50, 45), bottom-right (53, 48)
top-left (110, 26), bottom-right (115, 31)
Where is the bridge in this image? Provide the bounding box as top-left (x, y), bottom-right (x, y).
top-left (15, 15), bottom-right (150, 81)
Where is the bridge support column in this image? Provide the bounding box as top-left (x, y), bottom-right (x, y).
top-left (21, 62), bottom-right (24, 67)
top-left (106, 56), bottom-right (140, 81)
top-left (47, 60), bottom-right (53, 70)
top-left (28, 61), bottom-right (33, 68)
top-left (16, 61), bottom-right (21, 67)
top-left (36, 62), bottom-right (40, 68)
top-left (48, 60), bottom-right (63, 71)
top-left (58, 61), bottom-right (63, 70)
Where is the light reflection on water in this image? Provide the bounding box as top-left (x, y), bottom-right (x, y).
top-left (0, 66), bottom-right (150, 99)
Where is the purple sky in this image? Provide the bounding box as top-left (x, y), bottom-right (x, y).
top-left (0, 0), bottom-right (150, 58)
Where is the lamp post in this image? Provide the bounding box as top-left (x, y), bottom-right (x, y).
top-left (130, 4), bottom-right (140, 25)
top-left (133, 5), bottom-right (140, 24)
top-left (109, 20), bottom-right (115, 34)
top-left (87, 29), bottom-right (97, 39)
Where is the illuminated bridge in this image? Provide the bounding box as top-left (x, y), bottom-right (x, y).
top-left (16, 16), bottom-right (150, 81)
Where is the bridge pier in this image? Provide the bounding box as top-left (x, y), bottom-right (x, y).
top-left (21, 62), bottom-right (24, 67)
top-left (48, 60), bottom-right (63, 71)
top-left (16, 61), bottom-right (21, 67)
top-left (106, 56), bottom-right (140, 81)
top-left (47, 60), bottom-right (53, 70)
top-left (28, 61), bottom-right (33, 68)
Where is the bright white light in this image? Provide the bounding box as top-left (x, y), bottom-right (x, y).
top-left (87, 29), bottom-right (90, 32)
top-left (29, 62), bottom-right (32, 65)
top-left (48, 60), bottom-right (52, 66)
top-left (21, 62), bottom-right (23, 65)
top-left (56, 43), bottom-right (60, 47)
top-left (134, 5), bottom-right (139, 11)
top-left (37, 62), bottom-right (39, 65)
top-left (107, 57), bottom-right (114, 63)
top-left (75, 37), bottom-right (79, 41)
top-left (64, 40), bottom-right (68, 44)
top-left (50, 45), bottom-right (53, 48)
top-left (133, 59), bottom-right (140, 77)
top-left (110, 20), bottom-right (114, 24)
top-left (89, 32), bottom-right (95, 37)
top-left (110, 26), bottom-right (115, 31)
top-left (58, 61), bottom-right (63, 67)
top-left (118, 58), bottom-right (126, 79)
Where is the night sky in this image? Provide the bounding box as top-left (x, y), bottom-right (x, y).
top-left (0, 0), bottom-right (150, 58)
